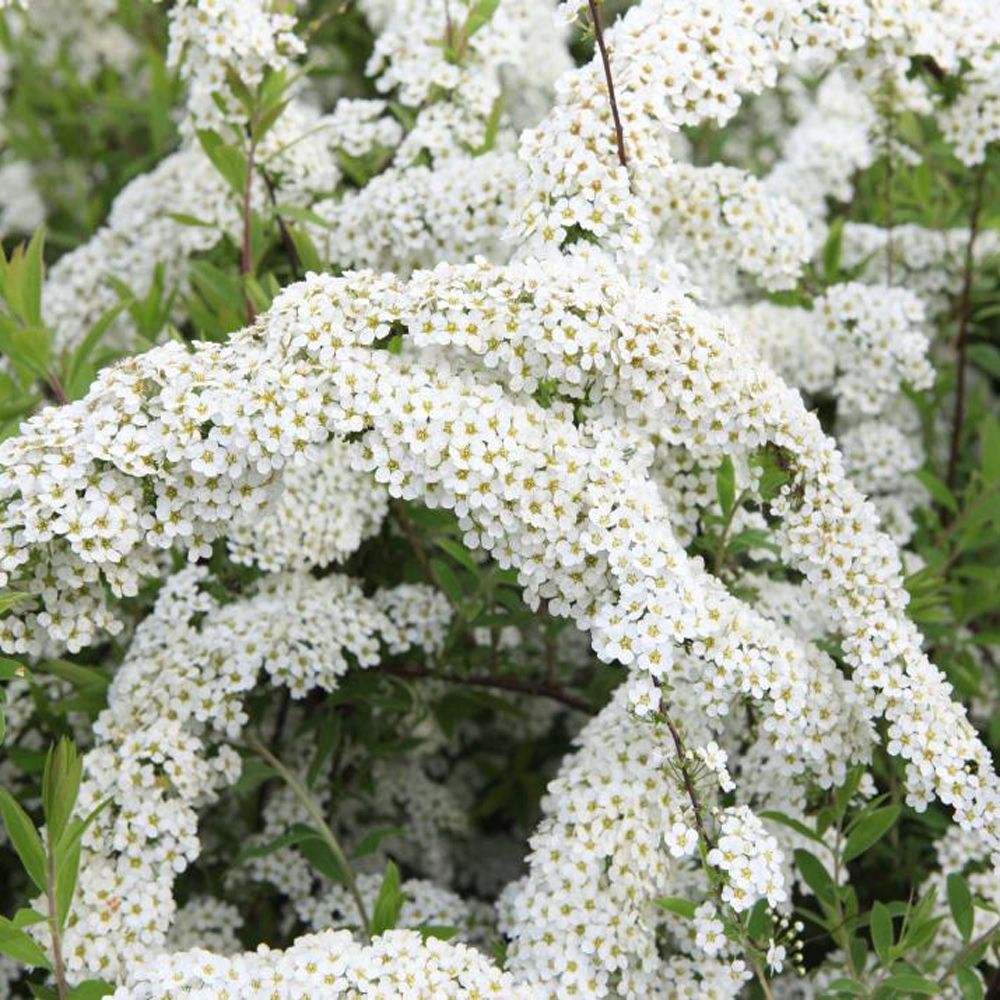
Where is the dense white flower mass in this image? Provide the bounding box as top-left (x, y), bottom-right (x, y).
top-left (2, 0), bottom-right (1000, 996)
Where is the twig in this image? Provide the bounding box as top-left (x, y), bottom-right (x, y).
top-left (938, 916), bottom-right (1000, 988)
top-left (261, 169), bottom-right (301, 277)
top-left (46, 853), bottom-right (69, 1000)
top-left (246, 734), bottom-right (371, 939)
top-left (661, 708), bottom-right (712, 847)
top-left (384, 663), bottom-right (592, 714)
top-left (241, 138), bottom-right (258, 324)
top-left (587, 0), bottom-right (627, 167)
top-left (47, 373), bottom-right (68, 406)
top-left (946, 158), bottom-right (989, 490)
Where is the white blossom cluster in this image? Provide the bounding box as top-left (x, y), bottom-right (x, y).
top-left (646, 162), bottom-right (813, 293)
top-left (113, 929), bottom-right (539, 999)
top-left (305, 874), bottom-right (492, 945)
top-left (161, 0), bottom-right (304, 133)
top-left (499, 685), bottom-right (754, 998)
top-left (5, 0), bottom-right (1000, 994)
top-left (226, 438), bottom-right (389, 572)
top-left (941, 50), bottom-right (1000, 166)
top-left (0, 245), bottom-right (986, 846)
top-left (52, 565), bottom-right (450, 980)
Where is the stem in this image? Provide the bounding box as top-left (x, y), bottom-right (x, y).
top-left (938, 917), bottom-right (1000, 988)
top-left (46, 373), bottom-right (68, 406)
top-left (751, 955), bottom-right (776, 1000)
top-left (946, 158), bottom-right (988, 491)
top-left (247, 734), bottom-right (371, 939)
top-left (261, 169), bottom-right (302, 277)
top-left (384, 663), bottom-right (592, 714)
top-left (46, 852), bottom-right (69, 1000)
top-left (241, 139), bottom-right (258, 325)
top-left (882, 99), bottom-right (895, 286)
top-left (587, 0), bottom-right (627, 167)
top-left (661, 708), bottom-right (712, 848)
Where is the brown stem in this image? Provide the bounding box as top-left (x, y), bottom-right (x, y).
top-left (662, 709), bottom-right (713, 848)
top-left (261, 169), bottom-right (302, 277)
top-left (241, 139), bottom-right (258, 324)
top-left (384, 664), bottom-right (592, 714)
top-left (46, 373), bottom-right (68, 406)
top-left (46, 853), bottom-right (69, 1000)
top-left (587, 0), bottom-right (627, 167)
top-left (938, 916), bottom-right (1000, 988)
top-left (390, 500), bottom-right (440, 593)
top-left (946, 159), bottom-right (988, 491)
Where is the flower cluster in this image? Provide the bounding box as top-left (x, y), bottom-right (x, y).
top-left (53, 566), bottom-right (450, 980)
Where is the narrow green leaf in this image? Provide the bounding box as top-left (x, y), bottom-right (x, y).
top-left (947, 873), bottom-right (974, 942)
top-left (370, 860), bottom-right (404, 937)
top-left (915, 470), bottom-right (958, 514)
top-left (957, 966), bottom-right (985, 1000)
top-left (55, 834), bottom-right (82, 929)
top-left (68, 982), bottom-right (115, 999)
top-left (716, 455), bottom-right (736, 519)
top-left (0, 916), bottom-right (51, 969)
top-left (870, 901), bottom-right (893, 964)
top-left (43, 737), bottom-right (81, 846)
top-left (880, 973), bottom-right (939, 994)
top-left (352, 825), bottom-right (404, 859)
top-left (0, 787), bottom-right (47, 891)
top-left (843, 805), bottom-right (900, 862)
top-left (462, 0), bottom-right (500, 38)
top-left (795, 848), bottom-right (836, 904)
top-left (0, 592), bottom-right (30, 616)
top-left (655, 896), bottom-right (697, 919)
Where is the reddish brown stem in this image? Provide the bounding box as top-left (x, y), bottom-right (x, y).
top-left (384, 664), bottom-right (592, 714)
top-left (588, 0), bottom-right (627, 167)
top-left (946, 159), bottom-right (988, 491)
top-left (241, 140), bottom-right (257, 324)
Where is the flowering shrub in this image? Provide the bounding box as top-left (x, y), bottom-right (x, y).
top-left (0, 1), bottom-right (1000, 998)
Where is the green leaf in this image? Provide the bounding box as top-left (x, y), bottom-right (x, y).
top-left (195, 129), bottom-right (248, 195)
top-left (968, 344), bottom-right (1000, 380)
top-left (0, 591), bottom-right (30, 616)
top-left (843, 805), bottom-right (900, 862)
top-left (980, 414), bottom-right (1000, 483)
top-left (880, 973), bottom-right (940, 994)
top-left (370, 860), bottom-right (404, 937)
top-left (20, 227), bottom-right (45, 327)
top-left (68, 982), bottom-right (115, 999)
top-left (716, 455), bottom-right (736, 519)
top-left (870, 901), bottom-right (893, 964)
top-left (434, 537), bottom-right (480, 573)
top-left (795, 848), bottom-right (836, 904)
top-left (655, 896), bottom-right (697, 919)
top-left (915, 470), bottom-right (958, 514)
top-left (64, 301), bottom-right (128, 400)
top-left (55, 833), bottom-right (82, 929)
top-left (0, 916), bottom-right (51, 969)
top-left (429, 558), bottom-right (464, 605)
top-left (957, 966), bottom-right (985, 1000)
top-left (415, 924), bottom-right (458, 941)
top-left (823, 217), bottom-right (844, 282)
top-left (759, 810), bottom-right (822, 844)
top-left (0, 656), bottom-right (28, 681)
top-left (353, 825), bottom-right (404, 859)
top-left (462, 0), bottom-right (500, 38)
top-left (820, 977), bottom-right (867, 996)
top-left (42, 737), bottom-right (82, 846)
top-left (947, 873), bottom-right (974, 942)
top-left (0, 787), bottom-right (47, 891)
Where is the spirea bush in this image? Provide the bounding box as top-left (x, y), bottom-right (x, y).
top-left (0, 2), bottom-right (999, 998)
